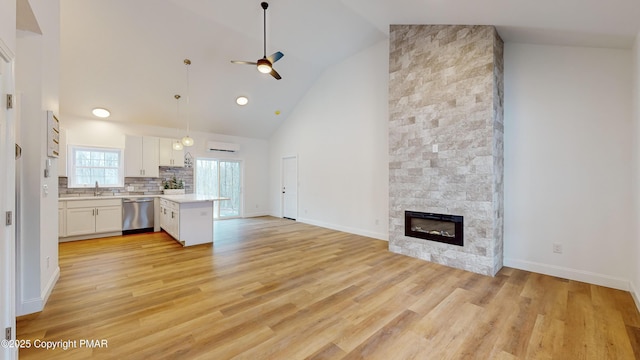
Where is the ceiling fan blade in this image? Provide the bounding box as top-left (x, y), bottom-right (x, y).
top-left (270, 68), bottom-right (282, 80)
top-left (267, 51), bottom-right (284, 64)
top-left (231, 60), bottom-right (258, 65)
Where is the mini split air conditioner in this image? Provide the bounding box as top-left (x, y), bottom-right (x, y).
top-left (206, 141), bottom-right (240, 153)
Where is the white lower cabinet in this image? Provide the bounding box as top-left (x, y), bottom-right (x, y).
top-left (95, 205), bottom-right (123, 233)
top-left (58, 201), bottom-right (66, 237)
top-left (64, 199), bottom-right (122, 238)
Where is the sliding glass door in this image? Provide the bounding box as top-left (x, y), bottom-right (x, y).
top-left (195, 158), bottom-right (242, 219)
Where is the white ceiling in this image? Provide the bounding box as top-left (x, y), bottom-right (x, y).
top-left (59, 0), bottom-right (640, 139)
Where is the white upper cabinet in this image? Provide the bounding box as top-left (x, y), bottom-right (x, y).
top-left (58, 128), bottom-right (67, 176)
top-left (124, 135), bottom-right (159, 177)
top-left (159, 138), bottom-right (184, 167)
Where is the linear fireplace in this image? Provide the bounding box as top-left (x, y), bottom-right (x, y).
top-left (405, 211), bottom-right (464, 247)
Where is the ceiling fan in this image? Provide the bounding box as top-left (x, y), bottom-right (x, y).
top-left (231, 2), bottom-right (284, 80)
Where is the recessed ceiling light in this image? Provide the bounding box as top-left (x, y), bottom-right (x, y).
top-left (92, 108), bottom-right (111, 118)
top-left (236, 96), bottom-right (249, 106)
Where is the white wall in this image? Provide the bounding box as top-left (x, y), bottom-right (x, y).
top-left (269, 40), bottom-right (389, 240)
top-left (504, 43), bottom-right (634, 290)
top-left (61, 117), bottom-right (270, 217)
top-left (0, 0), bottom-right (16, 57)
top-left (15, 0), bottom-right (60, 315)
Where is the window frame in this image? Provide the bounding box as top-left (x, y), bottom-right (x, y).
top-left (67, 145), bottom-right (124, 188)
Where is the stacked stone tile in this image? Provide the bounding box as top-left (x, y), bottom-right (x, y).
top-left (58, 166), bottom-right (195, 197)
top-left (388, 25), bottom-right (504, 276)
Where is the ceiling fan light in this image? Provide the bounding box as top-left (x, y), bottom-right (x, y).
top-left (257, 59), bottom-right (272, 73)
top-left (172, 141), bottom-right (184, 151)
top-left (181, 135), bottom-right (195, 147)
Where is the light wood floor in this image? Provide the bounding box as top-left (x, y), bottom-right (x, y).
top-left (17, 216), bottom-right (640, 359)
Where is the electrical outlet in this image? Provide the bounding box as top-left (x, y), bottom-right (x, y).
top-left (46, 256), bottom-right (50, 268)
top-left (553, 243), bottom-right (563, 254)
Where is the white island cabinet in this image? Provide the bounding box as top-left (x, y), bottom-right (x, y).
top-left (159, 195), bottom-right (224, 246)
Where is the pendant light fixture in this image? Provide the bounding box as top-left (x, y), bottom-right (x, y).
top-left (172, 94), bottom-right (184, 151)
top-left (181, 58), bottom-right (195, 147)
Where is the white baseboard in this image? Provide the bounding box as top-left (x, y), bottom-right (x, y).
top-left (504, 258), bottom-right (630, 291)
top-left (59, 231), bottom-right (122, 242)
top-left (18, 297), bottom-right (42, 316)
top-left (630, 281), bottom-right (640, 313)
top-left (242, 211), bottom-right (270, 218)
top-left (17, 266), bottom-right (60, 316)
top-left (42, 266), bottom-right (60, 305)
top-left (296, 217), bottom-right (388, 241)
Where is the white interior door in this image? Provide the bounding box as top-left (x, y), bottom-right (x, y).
top-left (0, 47), bottom-right (16, 359)
top-left (282, 156), bottom-right (297, 220)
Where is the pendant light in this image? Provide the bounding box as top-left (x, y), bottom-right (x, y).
top-left (181, 58), bottom-right (195, 147)
top-left (172, 95), bottom-right (184, 151)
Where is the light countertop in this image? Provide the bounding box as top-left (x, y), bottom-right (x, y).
top-left (159, 194), bottom-right (229, 203)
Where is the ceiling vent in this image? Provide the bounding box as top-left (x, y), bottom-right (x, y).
top-left (206, 141), bottom-right (240, 153)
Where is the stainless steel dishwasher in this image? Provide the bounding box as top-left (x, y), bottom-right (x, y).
top-left (122, 198), bottom-right (154, 234)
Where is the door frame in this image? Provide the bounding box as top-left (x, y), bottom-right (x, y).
top-left (0, 39), bottom-right (16, 360)
top-left (281, 155), bottom-right (298, 220)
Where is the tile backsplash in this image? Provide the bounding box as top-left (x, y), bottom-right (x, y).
top-left (59, 166), bottom-right (194, 197)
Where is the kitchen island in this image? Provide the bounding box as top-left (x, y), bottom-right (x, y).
top-left (159, 194), bottom-right (228, 246)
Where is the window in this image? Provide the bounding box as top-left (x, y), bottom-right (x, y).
top-left (67, 145), bottom-right (124, 188)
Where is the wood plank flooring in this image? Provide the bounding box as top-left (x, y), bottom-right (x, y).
top-left (17, 216), bottom-right (640, 359)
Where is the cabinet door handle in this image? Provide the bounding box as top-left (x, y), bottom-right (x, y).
top-left (92, 209), bottom-right (95, 216)
top-left (96, 208), bottom-right (99, 216)
top-left (171, 211), bottom-right (174, 219)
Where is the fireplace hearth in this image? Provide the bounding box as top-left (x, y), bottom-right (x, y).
top-left (405, 211), bottom-right (463, 247)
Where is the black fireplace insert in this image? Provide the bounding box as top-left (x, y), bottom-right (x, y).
top-left (405, 211), bottom-right (463, 246)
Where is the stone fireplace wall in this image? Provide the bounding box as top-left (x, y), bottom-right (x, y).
top-left (388, 25), bottom-right (504, 276)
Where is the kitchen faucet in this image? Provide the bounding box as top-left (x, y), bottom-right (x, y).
top-left (94, 181), bottom-right (100, 196)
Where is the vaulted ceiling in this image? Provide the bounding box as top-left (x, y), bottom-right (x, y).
top-left (59, 0), bottom-right (640, 139)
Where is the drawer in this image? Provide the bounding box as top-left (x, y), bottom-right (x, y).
top-left (166, 201), bottom-right (179, 211)
top-left (66, 198), bottom-right (122, 209)
top-left (160, 198), bottom-right (179, 209)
